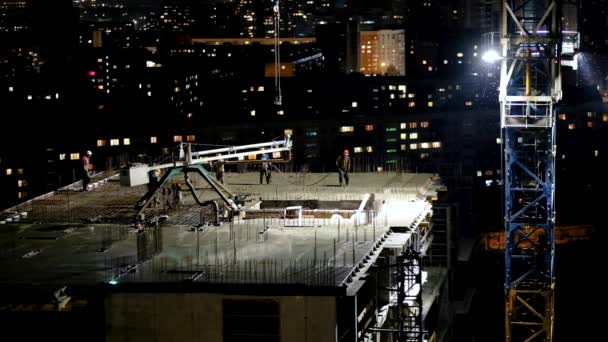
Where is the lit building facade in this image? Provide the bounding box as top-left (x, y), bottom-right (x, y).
top-left (359, 30), bottom-right (405, 76)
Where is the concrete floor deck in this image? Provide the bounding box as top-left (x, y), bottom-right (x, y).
top-left (0, 172), bottom-right (441, 291)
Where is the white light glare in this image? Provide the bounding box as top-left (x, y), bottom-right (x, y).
top-left (481, 50), bottom-right (500, 63)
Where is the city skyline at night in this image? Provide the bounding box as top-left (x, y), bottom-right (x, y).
top-left (0, 1), bottom-right (606, 341)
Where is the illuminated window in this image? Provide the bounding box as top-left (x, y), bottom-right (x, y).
top-left (420, 142), bottom-right (430, 149)
top-left (17, 179), bottom-right (27, 187)
top-left (70, 153), bottom-right (80, 160)
top-left (123, 138), bottom-right (131, 146)
top-left (174, 87), bottom-right (180, 93)
top-left (250, 110), bottom-right (256, 116)
top-left (59, 154), bottom-right (66, 161)
top-left (272, 152), bottom-right (281, 158)
top-left (305, 131), bottom-right (317, 137)
top-left (477, 171), bottom-right (482, 177)
top-left (18, 192), bottom-right (27, 199)
top-left (97, 139), bottom-right (106, 147)
top-left (586, 111), bottom-right (595, 118)
top-left (174, 135), bottom-right (183, 143)
top-left (185, 135), bottom-right (195, 142)
top-left (410, 133), bottom-right (418, 139)
top-left (586, 121), bottom-right (593, 128)
top-left (568, 123), bottom-right (575, 130)
top-left (409, 122), bottom-right (418, 129)
top-left (603, 114), bottom-right (608, 122)
top-left (386, 138), bottom-right (397, 143)
top-left (354, 147), bottom-right (363, 153)
top-left (400, 123), bottom-right (407, 129)
top-left (465, 101), bottom-right (473, 106)
top-left (432, 141), bottom-right (442, 148)
top-left (422, 60), bottom-right (427, 65)
top-left (364, 124), bottom-right (374, 131)
top-left (408, 93), bottom-right (415, 98)
top-left (400, 133), bottom-right (407, 140)
top-left (110, 139), bottom-right (120, 146)
top-left (595, 150), bottom-right (599, 157)
top-left (420, 121), bottom-right (429, 128)
top-left (277, 110), bottom-right (284, 115)
top-left (401, 144), bottom-right (407, 151)
top-left (5, 169), bottom-right (12, 176)
top-left (427, 101), bottom-right (434, 107)
top-left (420, 153), bottom-right (429, 159)
top-left (386, 149), bottom-right (397, 153)
top-left (340, 126), bottom-right (354, 133)
top-left (558, 113), bottom-right (567, 120)
top-left (258, 86), bottom-right (264, 92)
top-left (410, 143), bottom-right (418, 150)
top-left (457, 52), bottom-right (463, 57)
top-left (385, 127), bottom-right (397, 132)
top-left (284, 129), bottom-right (293, 136)
top-left (352, 102), bottom-right (358, 108)
top-left (485, 170), bottom-right (493, 176)
top-left (365, 146), bottom-right (373, 153)
top-left (150, 136), bottom-right (158, 144)
top-left (408, 102), bottom-right (416, 107)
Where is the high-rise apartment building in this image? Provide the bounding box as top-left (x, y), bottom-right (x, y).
top-left (359, 29), bottom-right (405, 76)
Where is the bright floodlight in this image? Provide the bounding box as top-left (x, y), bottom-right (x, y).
top-left (482, 50), bottom-right (500, 63)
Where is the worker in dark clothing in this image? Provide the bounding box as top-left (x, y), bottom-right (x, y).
top-left (147, 168), bottom-right (161, 207)
top-left (260, 152), bottom-right (272, 184)
top-left (214, 154), bottom-right (225, 184)
top-left (336, 149), bottom-right (351, 186)
top-left (81, 150), bottom-right (93, 191)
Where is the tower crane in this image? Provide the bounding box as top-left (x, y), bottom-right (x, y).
top-left (498, 1), bottom-right (561, 341)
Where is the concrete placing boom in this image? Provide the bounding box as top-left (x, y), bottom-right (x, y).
top-left (499, 1), bottom-right (561, 341)
top-left (120, 135), bottom-right (292, 218)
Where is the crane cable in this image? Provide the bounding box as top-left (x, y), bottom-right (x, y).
top-left (273, 0), bottom-right (282, 106)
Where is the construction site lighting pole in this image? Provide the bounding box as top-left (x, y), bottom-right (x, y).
top-left (499, 1), bottom-right (561, 341)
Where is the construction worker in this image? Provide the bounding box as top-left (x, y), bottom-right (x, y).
top-left (147, 168), bottom-right (161, 208)
top-left (81, 150), bottom-right (93, 191)
top-left (336, 149), bottom-right (351, 186)
top-left (214, 154), bottom-right (225, 184)
top-left (260, 151), bottom-right (272, 184)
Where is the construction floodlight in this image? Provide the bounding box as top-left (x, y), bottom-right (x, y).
top-left (482, 50), bottom-right (500, 63)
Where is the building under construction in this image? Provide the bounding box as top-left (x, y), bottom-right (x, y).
top-left (0, 167), bottom-right (454, 342)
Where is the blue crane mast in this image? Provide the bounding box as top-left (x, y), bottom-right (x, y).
top-left (499, 1), bottom-right (561, 341)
